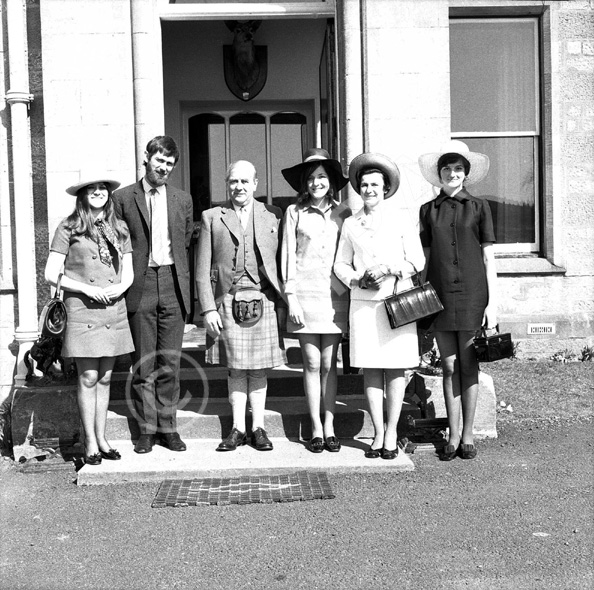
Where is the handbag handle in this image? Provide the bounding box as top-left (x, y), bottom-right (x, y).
top-left (399, 264), bottom-right (426, 290)
top-left (390, 263), bottom-right (425, 294)
top-left (54, 273), bottom-right (64, 300)
top-left (477, 324), bottom-right (500, 337)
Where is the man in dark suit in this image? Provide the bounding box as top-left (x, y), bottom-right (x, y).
top-left (196, 160), bottom-right (286, 452)
top-left (113, 136), bottom-right (193, 454)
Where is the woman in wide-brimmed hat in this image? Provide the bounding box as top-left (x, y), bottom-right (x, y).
top-left (280, 148), bottom-right (350, 453)
top-left (45, 174), bottom-right (134, 466)
top-left (334, 153), bottom-right (425, 460)
top-left (418, 140), bottom-right (498, 461)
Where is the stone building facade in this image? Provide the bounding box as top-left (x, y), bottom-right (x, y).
top-left (0, 0), bottom-right (593, 401)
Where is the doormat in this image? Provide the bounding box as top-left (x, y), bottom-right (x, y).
top-left (152, 471), bottom-right (335, 508)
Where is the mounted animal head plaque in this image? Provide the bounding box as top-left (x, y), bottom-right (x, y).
top-left (224, 20), bottom-right (268, 101)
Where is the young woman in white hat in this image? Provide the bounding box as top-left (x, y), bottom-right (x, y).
top-left (281, 148), bottom-right (350, 453)
top-left (334, 153), bottom-right (425, 460)
top-left (418, 140), bottom-right (498, 461)
top-left (45, 175), bottom-right (134, 465)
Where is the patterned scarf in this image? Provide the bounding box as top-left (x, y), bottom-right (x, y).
top-left (95, 218), bottom-right (122, 267)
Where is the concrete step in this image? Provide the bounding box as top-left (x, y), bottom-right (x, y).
top-left (104, 395), bottom-right (423, 441)
top-left (75, 437), bottom-right (415, 485)
top-left (108, 365), bottom-right (364, 400)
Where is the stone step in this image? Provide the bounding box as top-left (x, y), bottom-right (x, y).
top-left (11, 369), bottom-right (497, 472)
top-left (104, 395), bottom-right (423, 441)
top-left (75, 437), bottom-right (415, 485)
top-left (108, 365), bottom-right (364, 400)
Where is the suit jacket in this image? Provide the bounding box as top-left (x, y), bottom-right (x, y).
top-left (196, 199), bottom-right (285, 315)
top-left (113, 180), bottom-right (194, 315)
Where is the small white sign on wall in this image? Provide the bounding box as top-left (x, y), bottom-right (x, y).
top-left (527, 323), bottom-right (556, 335)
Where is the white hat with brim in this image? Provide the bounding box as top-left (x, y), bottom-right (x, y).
top-left (348, 152), bottom-right (400, 198)
top-left (66, 177), bottom-right (121, 196)
top-left (418, 140), bottom-right (489, 188)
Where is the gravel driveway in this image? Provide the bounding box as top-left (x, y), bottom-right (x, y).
top-left (1, 417), bottom-right (592, 590)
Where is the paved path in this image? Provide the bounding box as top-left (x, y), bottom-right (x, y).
top-left (1, 419), bottom-right (592, 590)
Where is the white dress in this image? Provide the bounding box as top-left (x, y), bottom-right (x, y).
top-left (333, 200), bottom-right (425, 369)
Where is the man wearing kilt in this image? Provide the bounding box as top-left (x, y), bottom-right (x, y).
top-left (196, 160), bottom-right (287, 451)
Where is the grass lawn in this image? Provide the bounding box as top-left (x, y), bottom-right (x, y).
top-left (482, 359), bottom-right (594, 424)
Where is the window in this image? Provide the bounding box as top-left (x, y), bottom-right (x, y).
top-left (450, 18), bottom-right (540, 253)
top-left (184, 102), bottom-right (312, 218)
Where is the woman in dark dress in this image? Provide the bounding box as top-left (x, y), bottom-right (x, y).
top-left (45, 176), bottom-right (134, 465)
top-left (418, 141), bottom-right (498, 461)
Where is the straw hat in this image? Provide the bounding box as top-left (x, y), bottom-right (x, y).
top-left (66, 175), bottom-right (121, 196)
top-left (348, 152), bottom-right (401, 198)
top-left (418, 140), bottom-right (490, 188)
top-left (281, 148), bottom-right (348, 193)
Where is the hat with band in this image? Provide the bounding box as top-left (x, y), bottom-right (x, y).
top-left (418, 140), bottom-right (490, 188)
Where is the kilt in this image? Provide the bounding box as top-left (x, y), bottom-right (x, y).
top-left (206, 288), bottom-right (287, 370)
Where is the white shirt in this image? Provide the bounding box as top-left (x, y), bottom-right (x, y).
top-left (143, 179), bottom-right (174, 267)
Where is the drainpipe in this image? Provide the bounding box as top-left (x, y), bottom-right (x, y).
top-left (5, 0), bottom-right (38, 384)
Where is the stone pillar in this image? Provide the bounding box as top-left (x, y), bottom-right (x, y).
top-left (360, 0), bottom-right (450, 210)
top-left (131, 0), bottom-right (165, 175)
top-left (5, 0), bottom-right (38, 385)
top-left (336, 0), bottom-right (364, 212)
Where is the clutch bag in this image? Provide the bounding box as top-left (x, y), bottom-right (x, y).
top-left (473, 325), bottom-right (514, 362)
top-left (384, 271), bottom-right (444, 329)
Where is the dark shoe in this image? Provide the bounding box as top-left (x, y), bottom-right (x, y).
top-left (134, 434), bottom-right (155, 454)
top-left (364, 446), bottom-right (382, 459)
top-left (100, 448), bottom-right (121, 461)
top-left (159, 432), bottom-right (187, 452)
top-left (306, 437), bottom-right (324, 453)
top-left (325, 436), bottom-right (341, 453)
top-left (382, 448), bottom-right (398, 460)
top-left (217, 428), bottom-right (247, 451)
top-left (251, 427), bottom-right (273, 451)
top-left (459, 443), bottom-right (477, 460)
top-left (85, 452), bottom-right (102, 466)
top-left (439, 443), bottom-right (458, 462)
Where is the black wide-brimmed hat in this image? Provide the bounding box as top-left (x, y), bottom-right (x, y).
top-left (281, 148), bottom-right (348, 193)
top-left (348, 152), bottom-right (401, 198)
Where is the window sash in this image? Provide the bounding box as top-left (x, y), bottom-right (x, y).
top-left (450, 18), bottom-right (540, 253)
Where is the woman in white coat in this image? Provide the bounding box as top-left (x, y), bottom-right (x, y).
top-left (334, 153), bottom-right (425, 459)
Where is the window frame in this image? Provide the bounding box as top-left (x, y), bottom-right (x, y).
top-left (449, 16), bottom-right (541, 254)
top-left (180, 100), bottom-right (315, 205)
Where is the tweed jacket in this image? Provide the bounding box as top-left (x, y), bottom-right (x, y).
top-left (113, 180), bottom-right (194, 315)
top-left (196, 199), bottom-right (285, 315)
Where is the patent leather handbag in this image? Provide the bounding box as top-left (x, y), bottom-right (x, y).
top-left (473, 325), bottom-right (514, 362)
top-left (39, 273), bottom-right (67, 338)
top-left (384, 270), bottom-right (444, 330)
top-left (24, 274), bottom-right (68, 379)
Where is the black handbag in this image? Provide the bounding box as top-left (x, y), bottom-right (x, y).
top-left (473, 325), bottom-right (514, 362)
top-left (24, 274), bottom-right (68, 379)
top-left (39, 273), bottom-right (67, 337)
top-left (384, 270), bottom-right (444, 329)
